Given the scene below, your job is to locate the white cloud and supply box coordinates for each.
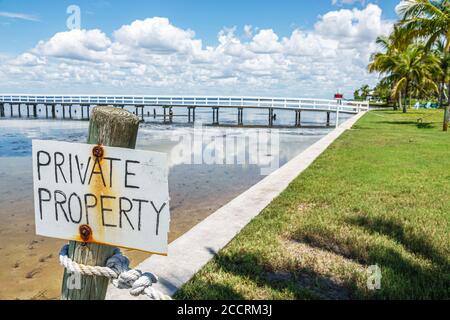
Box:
[248,29,283,54]
[0,4,392,98]
[10,53,47,66]
[0,11,40,22]
[331,0,366,6]
[113,17,201,54]
[34,29,112,62]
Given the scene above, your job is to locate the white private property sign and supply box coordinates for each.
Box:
[32,140,170,255]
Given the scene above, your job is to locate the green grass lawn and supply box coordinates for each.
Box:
[175,109,450,300]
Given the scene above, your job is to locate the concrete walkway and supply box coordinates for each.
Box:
[106,111,367,300]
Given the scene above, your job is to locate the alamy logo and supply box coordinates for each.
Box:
[66,5,81,30]
[66,272,81,290]
[367,264,382,290]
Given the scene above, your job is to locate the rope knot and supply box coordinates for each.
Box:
[59,245,170,300]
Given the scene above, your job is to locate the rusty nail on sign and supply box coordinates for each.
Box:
[79,224,92,242]
[92,145,104,158]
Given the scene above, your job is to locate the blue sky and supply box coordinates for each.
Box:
[1,0,400,54]
[0,1,402,98]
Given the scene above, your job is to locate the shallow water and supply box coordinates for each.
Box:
[0,110,349,299]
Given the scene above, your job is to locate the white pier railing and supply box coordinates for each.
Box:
[0,94,369,113]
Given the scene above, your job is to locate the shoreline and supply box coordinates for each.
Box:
[106,112,367,299]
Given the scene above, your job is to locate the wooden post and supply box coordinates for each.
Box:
[61,106,140,300]
[51,104,56,119]
[10,104,13,117]
[335,108,340,128]
[18,104,22,118]
[27,104,30,118]
[0,103,4,117]
[326,112,330,127]
[33,105,38,118]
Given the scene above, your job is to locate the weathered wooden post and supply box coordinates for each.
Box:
[51,104,56,119]
[33,104,37,118]
[18,104,22,118]
[60,106,140,300]
[335,107,340,128]
[326,112,331,127]
[0,103,4,117]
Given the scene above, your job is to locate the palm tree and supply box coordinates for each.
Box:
[369,44,439,113]
[360,84,371,101]
[433,39,450,110]
[397,0,450,129]
[369,27,410,110]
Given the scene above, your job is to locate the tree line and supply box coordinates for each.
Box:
[362,0,450,131]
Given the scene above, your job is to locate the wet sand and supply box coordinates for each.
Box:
[0,116,335,299]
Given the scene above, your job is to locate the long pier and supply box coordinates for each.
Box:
[0,94,368,127]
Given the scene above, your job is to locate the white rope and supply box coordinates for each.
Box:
[59,245,171,300]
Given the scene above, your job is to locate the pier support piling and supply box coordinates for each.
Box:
[33,105,37,118]
[212,107,220,125]
[269,108,273,127]
[238,108,243,126]
[0,103,4,117]
[326,112,331,127]
[18,104,22,118]
[294,110,302,127]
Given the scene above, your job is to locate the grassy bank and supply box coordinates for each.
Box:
[175,109,450,300]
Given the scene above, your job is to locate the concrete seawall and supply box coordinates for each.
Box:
[106,111,367,300]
